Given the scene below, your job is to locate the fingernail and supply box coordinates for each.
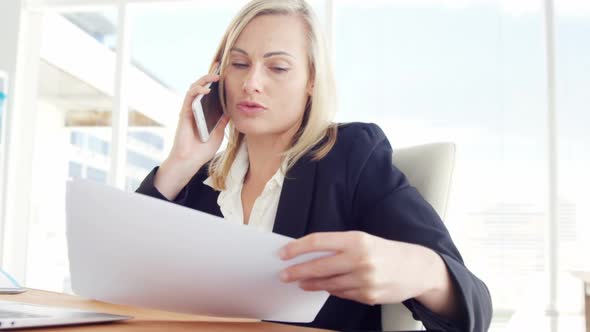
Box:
[279,248,287,259]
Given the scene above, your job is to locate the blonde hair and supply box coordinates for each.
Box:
[208,0,338,190]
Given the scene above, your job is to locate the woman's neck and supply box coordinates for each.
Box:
[244,125,299,185]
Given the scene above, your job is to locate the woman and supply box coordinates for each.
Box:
[136,0,492,331]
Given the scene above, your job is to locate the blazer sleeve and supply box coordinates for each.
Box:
[135,166,190,204]
[350,124,492,332]
[135,165,222,217]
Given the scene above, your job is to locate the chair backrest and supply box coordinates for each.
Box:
[381,142,456,331]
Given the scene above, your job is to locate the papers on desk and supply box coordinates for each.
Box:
[65,179,330,323]
[0,268,26,294]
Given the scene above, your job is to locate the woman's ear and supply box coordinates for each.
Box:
[306,81,314,96]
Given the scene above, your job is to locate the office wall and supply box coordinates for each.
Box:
[0,1,21,77]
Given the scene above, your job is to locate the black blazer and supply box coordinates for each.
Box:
[136,122,492,332]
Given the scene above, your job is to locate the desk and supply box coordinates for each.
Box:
[0,289,331,331]
[572,271,590,332]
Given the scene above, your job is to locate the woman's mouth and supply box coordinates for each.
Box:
[237,101,267,116]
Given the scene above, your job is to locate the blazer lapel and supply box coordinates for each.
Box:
[272,157,317,238]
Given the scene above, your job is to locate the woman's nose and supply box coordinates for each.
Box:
[242,66,263,94]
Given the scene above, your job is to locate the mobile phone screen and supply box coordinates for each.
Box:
[200,81,223,133]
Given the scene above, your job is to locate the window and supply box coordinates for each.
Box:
[24,8,117,293]
[333,1,585,330]
[69,132,84,147]
[555,0,590,325]
[126,150,160,171]
[87,135,110,156]
[68,162,82,178]
[86,167,108,183]
[128,131,164,150]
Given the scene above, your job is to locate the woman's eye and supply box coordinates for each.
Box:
[231,63,248,68]
[272,67,289,73]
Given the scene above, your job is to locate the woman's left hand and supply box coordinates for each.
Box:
[278,231,442,306]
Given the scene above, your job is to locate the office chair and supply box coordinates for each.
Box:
[381,142,456,331]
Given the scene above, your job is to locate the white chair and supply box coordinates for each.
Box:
[381,142,456,331]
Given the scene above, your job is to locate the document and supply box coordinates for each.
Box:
[65,179,330,323]
[0,268,26,294]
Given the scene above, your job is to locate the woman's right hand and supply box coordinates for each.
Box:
[154,69,230,200]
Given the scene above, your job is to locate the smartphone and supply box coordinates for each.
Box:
[191,65,223,142]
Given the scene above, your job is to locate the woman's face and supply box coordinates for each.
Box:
[224,14,312,138]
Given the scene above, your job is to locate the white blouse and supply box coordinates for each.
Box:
[203,141,285,232]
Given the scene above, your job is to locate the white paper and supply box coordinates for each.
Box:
[65,179,330,322]
[0,269,21,289]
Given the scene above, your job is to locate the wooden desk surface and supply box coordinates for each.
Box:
[0,289,331,331]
